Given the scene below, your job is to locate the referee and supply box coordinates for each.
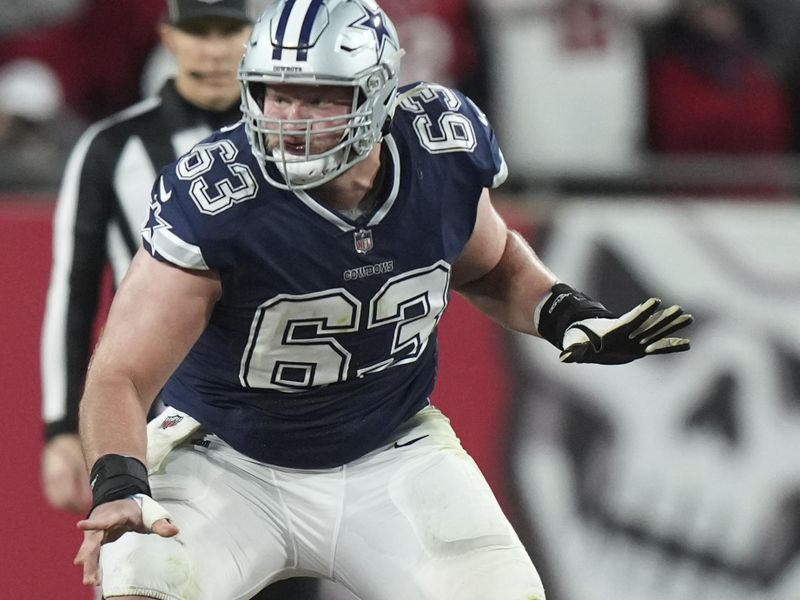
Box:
[40,0,251,511]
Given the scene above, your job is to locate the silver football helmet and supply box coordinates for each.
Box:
[238,0,403,190]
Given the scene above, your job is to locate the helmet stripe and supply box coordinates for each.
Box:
[272,0,297,60]
[276,0,315,61]
[296,0,325,61]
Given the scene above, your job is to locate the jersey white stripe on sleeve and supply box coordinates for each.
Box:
[493,149,509,189]
[146,227,210,270]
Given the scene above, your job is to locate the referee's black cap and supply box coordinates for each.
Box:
[168,0,252,27]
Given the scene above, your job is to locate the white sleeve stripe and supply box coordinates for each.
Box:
[492,149,509,189]
[147,228,209,270]
[40,123,103,424]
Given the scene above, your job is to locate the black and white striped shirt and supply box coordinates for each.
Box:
[41,80,241,439]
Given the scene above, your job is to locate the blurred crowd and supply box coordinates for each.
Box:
[1,0,800,194]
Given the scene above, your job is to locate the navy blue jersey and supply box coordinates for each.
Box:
[142,83,506,468]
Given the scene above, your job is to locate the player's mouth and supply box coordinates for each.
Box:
[282,139,309,154]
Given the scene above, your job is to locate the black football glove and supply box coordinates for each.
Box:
[559,298,692,364]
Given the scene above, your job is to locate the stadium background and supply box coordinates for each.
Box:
[1,1,799,599]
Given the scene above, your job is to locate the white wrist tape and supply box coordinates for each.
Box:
[130,493,173,531]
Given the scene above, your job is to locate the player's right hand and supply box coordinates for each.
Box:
[74,496,178,586]
[41,433,93,513]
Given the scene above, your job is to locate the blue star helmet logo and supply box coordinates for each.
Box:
[348,4,397,59]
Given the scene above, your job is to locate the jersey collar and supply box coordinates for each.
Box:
[293,134,401,233]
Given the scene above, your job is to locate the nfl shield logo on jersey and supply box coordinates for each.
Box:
[159,414,184,429]
[354,229,373,254]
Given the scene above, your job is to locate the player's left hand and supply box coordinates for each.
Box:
[73,495,178,586]
[560,298,692,364]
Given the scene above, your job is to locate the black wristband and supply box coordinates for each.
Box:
[89,454,151,510]
[537,283,614,350]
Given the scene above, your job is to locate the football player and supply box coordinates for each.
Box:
[73,1,692,598]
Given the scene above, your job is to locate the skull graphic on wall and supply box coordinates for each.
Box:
[510,201,800,600]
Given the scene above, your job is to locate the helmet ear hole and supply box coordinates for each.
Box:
[381,115,392,136]
[248,82,266,110]
[380,84,398,136]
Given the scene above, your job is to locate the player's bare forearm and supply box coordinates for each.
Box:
[78,376,150,470]
[452,190,556,333]
[456,229,556,335]
[77,249,221,470]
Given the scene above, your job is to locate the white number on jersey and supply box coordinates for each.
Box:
[176,139,259,215]
[399,84,477,154]
[239,262,450,391]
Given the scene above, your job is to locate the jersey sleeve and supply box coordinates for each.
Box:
[396,82,508,189]
[141,166,212,271]
[141,127,260,271]
[458,90,508,189]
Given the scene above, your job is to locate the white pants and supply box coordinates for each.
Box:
[100,406,545,600]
